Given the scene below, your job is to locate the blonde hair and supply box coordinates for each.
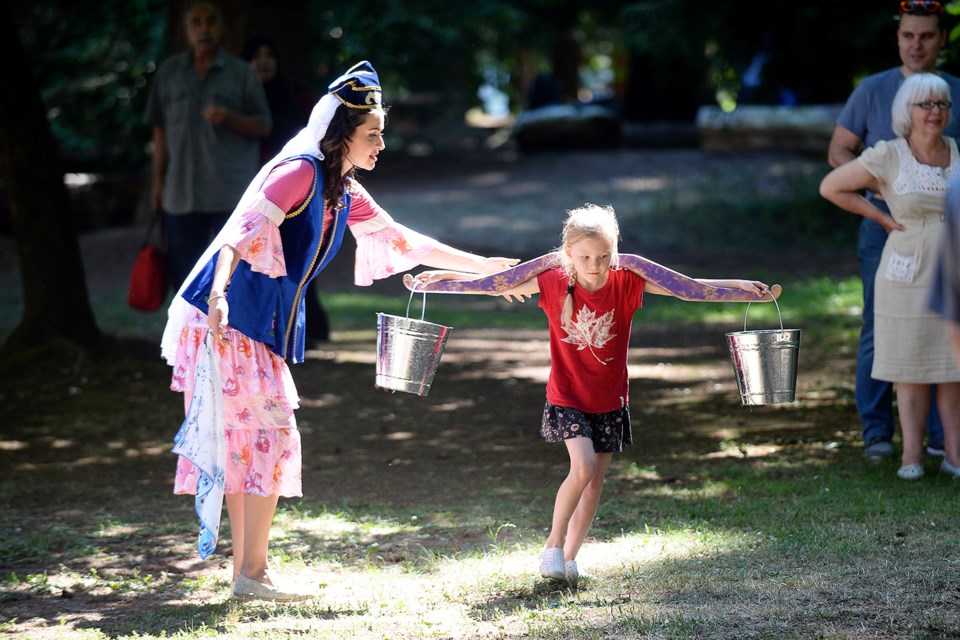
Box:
[557,203,620,331]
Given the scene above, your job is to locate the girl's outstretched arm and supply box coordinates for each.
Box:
[644,277,770,299]
[404,254,557,295]
[619,254,777,301]
[405,252,780,302]
[410,269,538,302]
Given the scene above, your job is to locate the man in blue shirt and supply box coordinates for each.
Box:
[828,0,959,461]
[144,0,272,291]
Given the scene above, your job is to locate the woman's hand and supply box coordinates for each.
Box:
[477,256,520,275]
[413,270,477,288]
[879,214,906,234]
[412,270,473,287]
[207,295,230,341]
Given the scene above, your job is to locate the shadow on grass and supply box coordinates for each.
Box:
[10,278,955,638]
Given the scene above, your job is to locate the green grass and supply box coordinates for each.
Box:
[4,446,955,639]
[4,265,954,639]
[3,152,942,638]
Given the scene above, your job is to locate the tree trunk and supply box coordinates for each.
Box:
[0,4,100,351]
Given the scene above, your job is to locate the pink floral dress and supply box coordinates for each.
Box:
[169,159,435,557]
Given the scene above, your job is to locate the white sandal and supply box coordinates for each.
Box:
[940,458,960,478]
[896,464,924,480]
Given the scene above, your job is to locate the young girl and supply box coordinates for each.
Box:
[414,203,771,585]
[162,61,517,601]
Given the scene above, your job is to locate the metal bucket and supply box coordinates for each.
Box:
[375,288,451,396]
[725,293,801,406]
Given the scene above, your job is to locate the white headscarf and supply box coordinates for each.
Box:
[160,61,378,363]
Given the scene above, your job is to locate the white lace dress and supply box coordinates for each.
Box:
[860,137,960,383]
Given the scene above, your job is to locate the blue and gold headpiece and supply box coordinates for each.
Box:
[328,60,382,110]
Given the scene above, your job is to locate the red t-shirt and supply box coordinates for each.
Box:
[537,267,645,413]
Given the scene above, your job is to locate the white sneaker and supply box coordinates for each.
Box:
[538,547,565,580]
[564,560,579,587]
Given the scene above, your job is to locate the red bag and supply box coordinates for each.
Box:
[127,212,167,312]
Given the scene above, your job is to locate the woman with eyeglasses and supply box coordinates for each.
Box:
[821,72,960,481]
[827,0,958,464]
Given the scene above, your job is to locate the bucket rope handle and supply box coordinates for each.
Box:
[406,280,428,321]
[743,289,783,332]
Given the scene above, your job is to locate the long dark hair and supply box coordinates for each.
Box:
[319,106,386,210]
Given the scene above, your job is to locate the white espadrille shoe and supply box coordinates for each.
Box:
[538,547,565,580]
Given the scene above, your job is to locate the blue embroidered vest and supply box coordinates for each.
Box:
[182,155,350,363]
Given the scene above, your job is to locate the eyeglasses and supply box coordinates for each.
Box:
[900,1,944,15]
[912,100,953,111]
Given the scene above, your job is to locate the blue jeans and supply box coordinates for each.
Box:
[857,218,943,447]
[164,211,231,293]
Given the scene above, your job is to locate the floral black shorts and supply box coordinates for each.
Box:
[540,402,632,453]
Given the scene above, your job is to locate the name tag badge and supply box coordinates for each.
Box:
[885,249,917,284]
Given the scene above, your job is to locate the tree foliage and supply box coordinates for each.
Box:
[7,0,960,356]
[12,0,166,172]
[12,0,960,173]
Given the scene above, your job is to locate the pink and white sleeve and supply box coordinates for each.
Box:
[220,159,315,278]
[348,182,436,286]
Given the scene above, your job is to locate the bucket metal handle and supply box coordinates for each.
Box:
[406,281,428,321]
[743,289,783,332]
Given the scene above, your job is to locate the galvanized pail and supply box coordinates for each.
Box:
[375,288,451,396]
[725,293,801,406]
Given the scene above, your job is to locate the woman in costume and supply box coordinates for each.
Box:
[161,60,517,601]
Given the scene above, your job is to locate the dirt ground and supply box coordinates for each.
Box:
[0,145,864,637]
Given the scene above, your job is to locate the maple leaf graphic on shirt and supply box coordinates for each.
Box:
[561,305,616,363]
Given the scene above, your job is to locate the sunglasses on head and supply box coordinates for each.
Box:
[900,0,943,15]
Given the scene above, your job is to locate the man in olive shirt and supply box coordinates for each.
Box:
[144,0,271,290]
